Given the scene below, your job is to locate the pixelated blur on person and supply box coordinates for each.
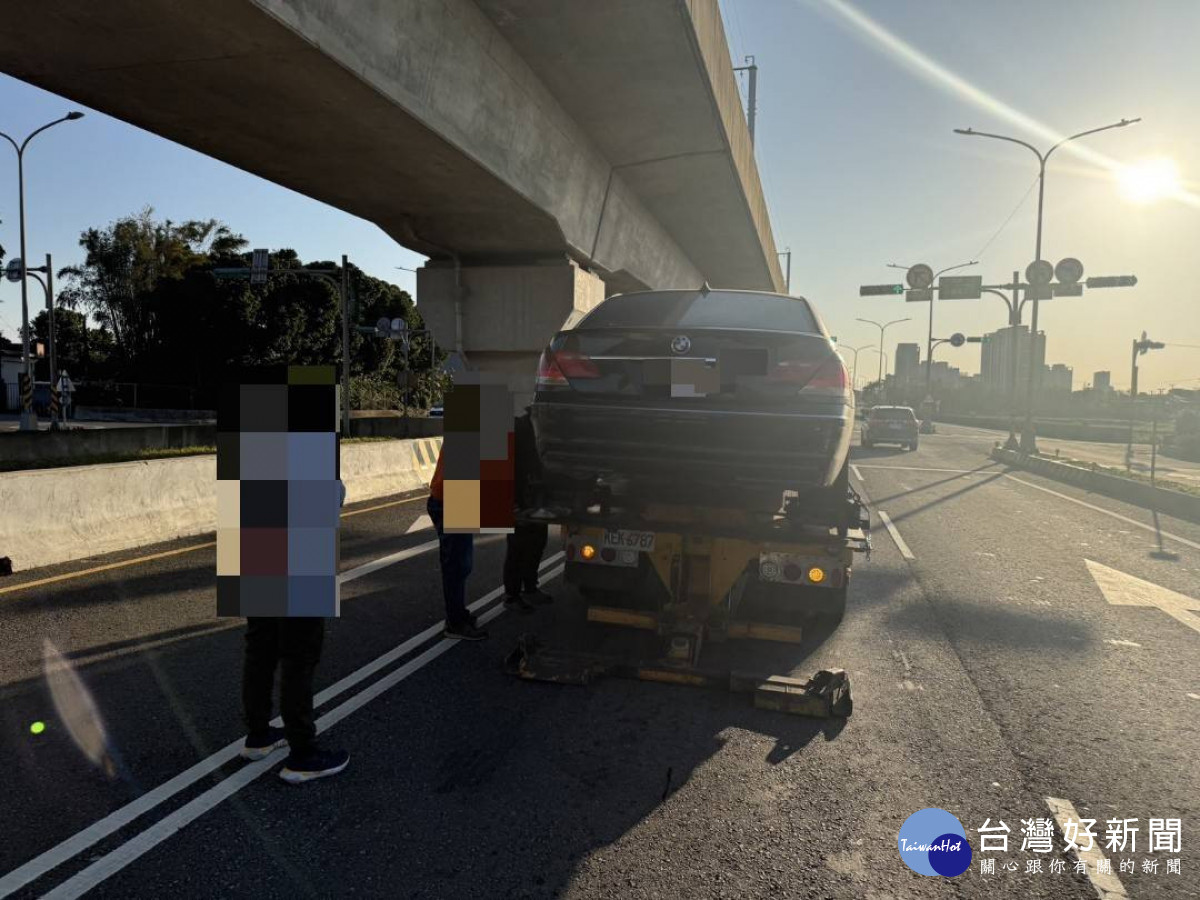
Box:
[217,365,349,784]
[503,409,551,611]
[427,372,515,640]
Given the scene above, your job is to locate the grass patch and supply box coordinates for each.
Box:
[0,435,415,472]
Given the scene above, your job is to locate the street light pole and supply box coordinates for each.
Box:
[857,316,910,399]
[837,344,871,390]
[0,111,84,431]
[955,117,1139,453]
[980,271,1023,450]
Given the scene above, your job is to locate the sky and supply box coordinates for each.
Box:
[0,0,1197,391]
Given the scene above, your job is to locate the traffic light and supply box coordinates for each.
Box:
[859,284,905,296]
[1086,275,1137,288]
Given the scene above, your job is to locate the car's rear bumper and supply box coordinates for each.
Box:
[533,400,852,506]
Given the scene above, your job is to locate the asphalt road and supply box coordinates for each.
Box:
[1,423,1197,899]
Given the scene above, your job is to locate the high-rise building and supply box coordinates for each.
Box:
[894,343,921,392]
[980,325,1046,396]
[1093,370,1112,393]
[1044,363,1073,394]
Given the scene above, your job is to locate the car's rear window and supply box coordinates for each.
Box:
[870,407,916,420]
[579,290,821,333]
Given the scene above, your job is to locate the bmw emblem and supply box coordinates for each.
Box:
[670,335,691,355]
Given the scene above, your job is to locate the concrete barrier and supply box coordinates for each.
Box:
[990,447,1200,525]
[0,437,442,572]
[0,425,217,466]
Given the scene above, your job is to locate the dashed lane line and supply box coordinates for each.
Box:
[1044,797,1129,899]
[877,510,914,560]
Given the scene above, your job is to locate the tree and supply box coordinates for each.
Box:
[57,208,247,375]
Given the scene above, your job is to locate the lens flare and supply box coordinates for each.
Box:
[1117,158,1182,204]
[30,721,46,735]
[43,638,118,778]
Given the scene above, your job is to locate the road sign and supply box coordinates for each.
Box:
[860,284,905,296]
[948,332,966,347]
[1025,283,1053,301]
[1055,257,1084,284]
[250,248,269,285]
[1053,282,1083,297]
[937,275,982,300]
[1086,275,1138,288]
[906,264,934,290]
[5,258,22,282]
[1026,259,1054,285]
[906,288,933,303]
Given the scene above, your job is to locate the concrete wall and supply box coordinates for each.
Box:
[0,438,442,572]
[0,419,443,466]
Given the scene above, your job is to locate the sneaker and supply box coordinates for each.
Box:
[503,593,535,613]
[444,619,488,641]
[240,726,287,761]
[523,588,554,606]
[279,747,350,785]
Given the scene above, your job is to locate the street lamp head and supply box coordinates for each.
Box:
[66,111,84,121]
[954,128,975,135]
[1117,118,1141,128]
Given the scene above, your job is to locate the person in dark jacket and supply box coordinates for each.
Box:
[503,410,552,611]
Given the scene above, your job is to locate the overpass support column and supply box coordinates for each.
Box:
[417,260,606,413]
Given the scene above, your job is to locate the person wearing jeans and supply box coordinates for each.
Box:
[427,448,486,640]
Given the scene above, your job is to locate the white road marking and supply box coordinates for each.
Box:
[339,539,439,584]
[42,564,567,900]
[877,510,914,560]
[1187,693,1200,701]
[1085,559,1200,636]
[852,464,980,474]
[0,550,563,899]
[405,514,434,534]
[1103,639,1142,649]
[1003,474,1200,552]
[849,464,863,481]
[1044,797,1129,899]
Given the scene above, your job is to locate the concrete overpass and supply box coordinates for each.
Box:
[1,0,784,401]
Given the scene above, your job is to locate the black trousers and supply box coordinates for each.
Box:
[243,617,325,755]
[503,522,548,596]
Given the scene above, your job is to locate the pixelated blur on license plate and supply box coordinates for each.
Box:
[603,529,656,551]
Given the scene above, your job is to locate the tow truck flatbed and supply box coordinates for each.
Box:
[506,488,871,717]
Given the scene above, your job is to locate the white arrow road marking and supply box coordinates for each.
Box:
[405,514,433,534]
[1085,559,1200,636]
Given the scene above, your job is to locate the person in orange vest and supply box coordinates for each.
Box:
[427,448,487,640]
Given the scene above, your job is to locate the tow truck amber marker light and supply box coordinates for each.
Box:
[581,544,597,560]
[808,566,826,584]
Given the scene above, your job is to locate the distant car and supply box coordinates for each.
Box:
[429,406,444,418]
[531,288,855,520]
[861,405,919,450]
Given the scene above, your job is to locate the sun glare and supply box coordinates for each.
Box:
[1117,158,1182,204]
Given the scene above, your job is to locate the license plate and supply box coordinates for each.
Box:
[603,528,656,551]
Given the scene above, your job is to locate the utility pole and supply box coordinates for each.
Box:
[0,111,85,431]
[955,117,1140,453]
[733,56,757,146]
[1127,331,1164,469]
[778,247,791,293]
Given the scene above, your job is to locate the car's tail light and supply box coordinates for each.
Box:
[768,355,849,398]
[535,348,600,389]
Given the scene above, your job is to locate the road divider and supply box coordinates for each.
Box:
[991,446,1200,525]
[0,438,442,573]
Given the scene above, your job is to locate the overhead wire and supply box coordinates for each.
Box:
[973,173,1040,262]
